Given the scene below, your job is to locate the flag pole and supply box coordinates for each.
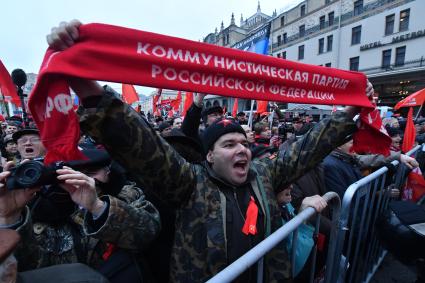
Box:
[414,103,423,122]
[248,100,255,128]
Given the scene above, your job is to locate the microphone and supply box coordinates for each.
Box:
[11,69,27,88]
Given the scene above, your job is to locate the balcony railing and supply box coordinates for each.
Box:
[272,0,404,50]
[359,57,425,75]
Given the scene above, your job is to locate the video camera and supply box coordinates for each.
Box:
[6,158,65,191]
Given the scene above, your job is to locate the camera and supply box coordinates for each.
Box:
[6,159,65,190]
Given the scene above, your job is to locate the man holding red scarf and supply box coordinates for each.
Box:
[44,20,375,283]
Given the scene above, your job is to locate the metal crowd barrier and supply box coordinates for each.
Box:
[326,144,422,283]
[206,191,341,283]
[206,145,422,283]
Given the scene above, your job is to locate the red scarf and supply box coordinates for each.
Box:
[29,23,374,163]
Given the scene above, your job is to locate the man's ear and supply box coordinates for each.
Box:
[206,150,214,163]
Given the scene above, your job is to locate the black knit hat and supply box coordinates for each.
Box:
[202,118,246,152]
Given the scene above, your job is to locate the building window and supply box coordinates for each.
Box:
[385,14,395,35]
[300,5,306,16]
[282,51,286,59]
[283,33,287,44]
[325,0,331,4]
[395,46,406,66]
[325,62,332,67]
[382,49,391,68]
[351,25,362,45]
[327,35,333,51]
[320,16,326,30]
[318,38,324,54]
[280,16,285,27]
[299,25,305,37]
[277,35,282,46]
[349,57,359,71]
[328,11,335,26]
[353,0,363,16]
[298,45,305,60]
[399,9,410,32]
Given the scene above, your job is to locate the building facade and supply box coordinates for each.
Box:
[271,0,425,107]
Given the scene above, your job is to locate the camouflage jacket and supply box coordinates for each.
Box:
[15,183,160,271]
[78,91,357,283]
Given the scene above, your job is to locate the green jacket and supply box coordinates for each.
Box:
[15,183,160,271]
[78,91,356,282]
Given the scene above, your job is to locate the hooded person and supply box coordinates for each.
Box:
[0,147,160,282]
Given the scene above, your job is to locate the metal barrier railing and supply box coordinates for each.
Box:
[206,192,341,283]
[326,144,422,283]
[206,145,422,283]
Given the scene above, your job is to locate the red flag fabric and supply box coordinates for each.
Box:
[403,166,425,202]
[0,60,21,106]
[182,92,193,117]
[121,84,139,104]
[402,107,416,153]
[171,91,182,112]
[28,23,371,163]
[232,98,238,117]
[242,196,258,235]
[152,88,162,116]
[256,100,268,114]
[352,108,392,156]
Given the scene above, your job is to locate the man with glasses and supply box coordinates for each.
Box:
[12,128,45,160]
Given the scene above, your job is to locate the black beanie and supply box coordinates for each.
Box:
[202,118,247,152]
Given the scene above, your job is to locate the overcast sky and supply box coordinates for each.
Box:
[1,0,302,95]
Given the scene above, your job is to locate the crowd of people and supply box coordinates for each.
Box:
[0,20,423,283]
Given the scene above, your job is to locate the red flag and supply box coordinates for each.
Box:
[257,100,268,114]
[121,84,139,104]
[232,98,238,117]
[352,108,392,156]
[152,88,162,116]
[402,107,416,153]
[171,91,182,112]
[0,60,21,107]
[182,92,193,116]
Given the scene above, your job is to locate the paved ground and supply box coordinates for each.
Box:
[370,253,417,283]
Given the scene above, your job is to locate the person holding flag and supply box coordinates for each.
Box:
[35,20,381,283]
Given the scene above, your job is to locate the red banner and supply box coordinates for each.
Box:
[28,23,371,163]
